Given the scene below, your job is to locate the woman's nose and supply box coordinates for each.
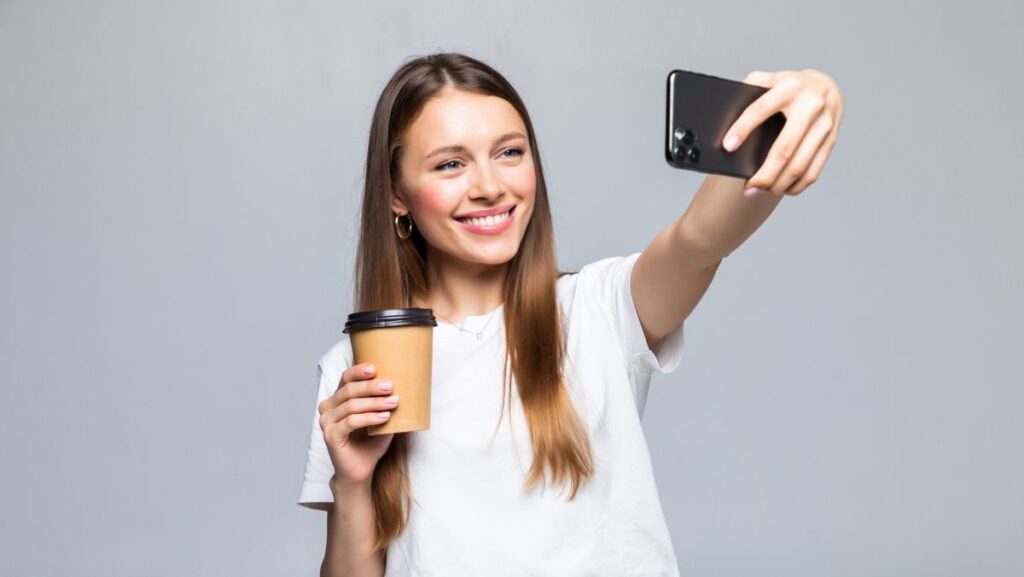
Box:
[470,164,503,198]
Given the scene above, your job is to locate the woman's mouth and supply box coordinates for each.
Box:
[454,205,516,235]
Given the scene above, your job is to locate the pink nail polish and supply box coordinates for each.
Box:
[724,134,739,152]
[744,187,765,197]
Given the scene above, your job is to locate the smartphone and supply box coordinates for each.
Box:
[665,69,785,179]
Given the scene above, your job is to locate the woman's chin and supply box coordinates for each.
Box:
[427,232,524,268]
[445,246,519,268]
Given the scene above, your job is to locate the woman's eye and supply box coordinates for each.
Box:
[435,149,522,172]
[435,160,462,171]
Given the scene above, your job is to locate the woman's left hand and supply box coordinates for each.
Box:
[723,69,845,197]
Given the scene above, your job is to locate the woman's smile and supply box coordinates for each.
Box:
[454,205,516,235]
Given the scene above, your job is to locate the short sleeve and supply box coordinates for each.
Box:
[579,252,686,376]
[297,343,350,511]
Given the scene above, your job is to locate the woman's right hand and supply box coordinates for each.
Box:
[318,363,399,489]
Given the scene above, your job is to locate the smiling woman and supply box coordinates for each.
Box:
[298,52,688,577]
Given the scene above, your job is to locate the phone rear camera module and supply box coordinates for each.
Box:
[688,147,700,164]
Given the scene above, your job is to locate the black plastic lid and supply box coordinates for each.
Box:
[343,307,437,334]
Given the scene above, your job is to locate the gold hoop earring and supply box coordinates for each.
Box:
[394,213,413,240]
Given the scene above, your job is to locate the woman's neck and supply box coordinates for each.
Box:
[416,250,508,324]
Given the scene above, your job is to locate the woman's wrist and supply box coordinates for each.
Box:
[329,473,373,497]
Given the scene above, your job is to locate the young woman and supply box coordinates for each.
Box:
[299,52,843,576]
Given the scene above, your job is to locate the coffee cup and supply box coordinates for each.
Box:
[343,308,437,436]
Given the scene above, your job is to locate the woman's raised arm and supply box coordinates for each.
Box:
[630,69,844,350]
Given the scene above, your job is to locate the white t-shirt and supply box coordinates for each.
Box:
[298,252,686,576]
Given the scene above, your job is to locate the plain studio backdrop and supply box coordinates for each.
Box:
[2,1,1021,575]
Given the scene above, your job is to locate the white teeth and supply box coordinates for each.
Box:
[459,208,511,228]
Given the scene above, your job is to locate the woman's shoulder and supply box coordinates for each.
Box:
[557,252,641,292]
[555,252,641,315]
[318,335,353,377]
[556,267,580,306]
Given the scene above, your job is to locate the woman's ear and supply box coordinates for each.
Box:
[390,181,411,215]
[390,192,409,216]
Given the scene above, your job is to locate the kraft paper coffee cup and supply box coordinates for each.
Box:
[343,308,437,436]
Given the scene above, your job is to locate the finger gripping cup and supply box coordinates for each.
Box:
[343,308,437,436]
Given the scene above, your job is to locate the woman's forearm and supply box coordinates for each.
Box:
[321,476,385,577]
[679,174,785,267]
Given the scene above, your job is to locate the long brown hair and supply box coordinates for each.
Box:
[355,52,594,554]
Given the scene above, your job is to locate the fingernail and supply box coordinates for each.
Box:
[724,134,739,152]
[380,380,393,391]
[744,187,765,197]
[362,365,374,376]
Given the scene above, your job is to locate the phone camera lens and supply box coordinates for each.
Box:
[688,147,700,164]
[674,128,695,146]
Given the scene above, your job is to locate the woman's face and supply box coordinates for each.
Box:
[393,88,536,269]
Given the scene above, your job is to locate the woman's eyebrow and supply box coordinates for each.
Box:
[424,131,526,159]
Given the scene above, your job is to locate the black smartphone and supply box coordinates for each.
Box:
[665,69,785,179]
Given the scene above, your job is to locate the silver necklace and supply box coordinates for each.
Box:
[434,307,500,339]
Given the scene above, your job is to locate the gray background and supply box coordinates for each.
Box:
[2,0,1021,575]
